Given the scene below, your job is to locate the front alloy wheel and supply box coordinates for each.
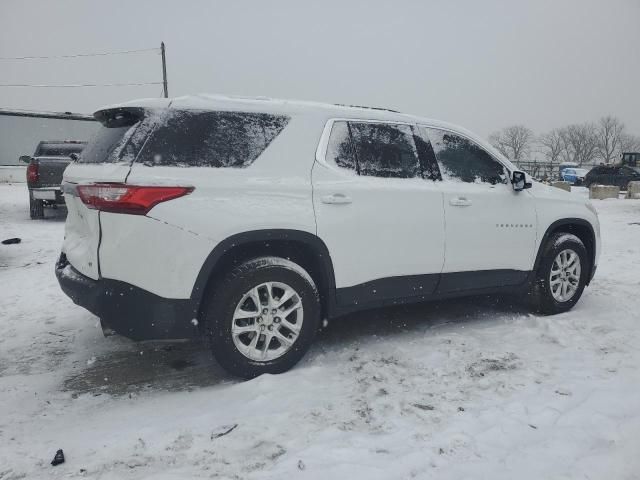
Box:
[529,232,589,314]
[549,249,581,302]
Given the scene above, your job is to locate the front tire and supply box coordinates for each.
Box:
[204,257,321,378]
[529,232,588,314]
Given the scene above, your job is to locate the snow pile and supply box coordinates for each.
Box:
[1,184,639,479]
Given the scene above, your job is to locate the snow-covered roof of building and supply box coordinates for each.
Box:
[0,108,95,121]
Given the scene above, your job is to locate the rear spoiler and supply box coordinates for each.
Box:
[93,107,147,128]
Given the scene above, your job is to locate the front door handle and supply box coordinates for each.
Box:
[449,196,472,207]
[321,193,352,205]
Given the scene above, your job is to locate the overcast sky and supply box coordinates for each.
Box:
[1,0,639,138]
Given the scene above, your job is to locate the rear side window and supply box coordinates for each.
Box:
[139,110,289,168]
[349,122,420,178]
[426,128,506,185]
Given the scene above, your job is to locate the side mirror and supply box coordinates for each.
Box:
[19,155,32,164]
[69,153,79,161]
[512,170,532,191]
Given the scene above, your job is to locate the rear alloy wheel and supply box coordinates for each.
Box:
[205,257,320,378]
[529,232,588,314]
[231,281,304,362]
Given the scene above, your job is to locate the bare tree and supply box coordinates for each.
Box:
[595,116,625,164]
[488,132,509,158]
[559,123,599,166]
[620,132,640,154]
[538,128,566,164]
[489,125,534,162]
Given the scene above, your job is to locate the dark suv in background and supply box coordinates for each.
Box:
[583,165,640,190]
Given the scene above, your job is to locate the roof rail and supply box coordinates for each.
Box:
[333,103,401,114]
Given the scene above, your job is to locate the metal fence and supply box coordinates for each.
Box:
[514,160,603,180]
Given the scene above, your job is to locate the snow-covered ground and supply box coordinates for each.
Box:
[1,183,639,480]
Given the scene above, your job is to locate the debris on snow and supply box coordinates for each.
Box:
[210,424,238,440]
[466,352,519,377]
[50,449,65,466]
[1,237,21,245]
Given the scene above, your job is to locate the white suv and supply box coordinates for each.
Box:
[56,95,600,378]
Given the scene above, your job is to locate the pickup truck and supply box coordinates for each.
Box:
[21,140,86,219]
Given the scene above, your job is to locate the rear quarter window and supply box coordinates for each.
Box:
[138,110,289,168]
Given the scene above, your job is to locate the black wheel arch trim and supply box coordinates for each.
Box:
[533,218,597,284]
[190,229,338,318]
[191,220,597,326]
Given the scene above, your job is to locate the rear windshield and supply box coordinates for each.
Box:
[79,109,289,167]
[36,143,85,157]
[137,110,289,168]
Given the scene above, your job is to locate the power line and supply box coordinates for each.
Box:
[0,47,159,61]
[0,82,163,88]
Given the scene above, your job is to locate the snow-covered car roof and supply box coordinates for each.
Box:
[96,94,517,170]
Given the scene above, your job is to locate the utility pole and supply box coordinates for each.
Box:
[161,42,168,98]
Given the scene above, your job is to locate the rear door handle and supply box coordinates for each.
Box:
[449,196,472,207]
[321,193,352,205]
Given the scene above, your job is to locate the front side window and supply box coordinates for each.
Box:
[425,128,506,185]
[139,110,289,167]
[349,122,420,178]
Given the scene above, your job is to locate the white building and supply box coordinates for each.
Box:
[0,108,98,182]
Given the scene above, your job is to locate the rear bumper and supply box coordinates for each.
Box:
[55,254,199,341]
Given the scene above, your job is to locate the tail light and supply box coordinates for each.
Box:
[76,183,194,215]
[26,162,39,184]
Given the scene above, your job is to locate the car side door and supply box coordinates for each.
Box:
[312,120,445,309]
[422,126,537,292]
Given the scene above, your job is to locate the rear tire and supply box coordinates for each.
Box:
[528,232,588,315]
[29,195,44,219]
[204,257,321,379]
